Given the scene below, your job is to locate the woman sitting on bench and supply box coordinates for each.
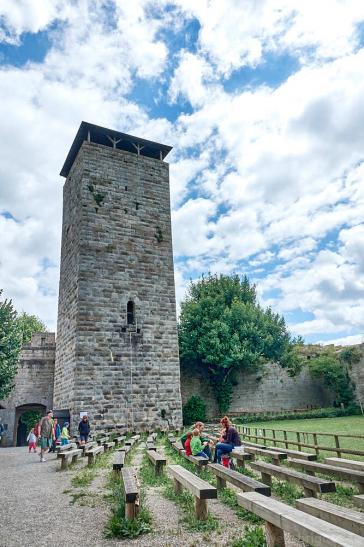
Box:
[213,416,241,463]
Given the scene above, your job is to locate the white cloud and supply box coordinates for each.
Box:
[320,334,364,347]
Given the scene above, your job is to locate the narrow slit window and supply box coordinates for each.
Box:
[127,300,135,325]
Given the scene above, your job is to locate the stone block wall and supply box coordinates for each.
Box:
[54,141,182,433]
[181,361,333,418]
[0,333,55,446]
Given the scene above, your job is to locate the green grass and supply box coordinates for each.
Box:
[218,487,262,524]
[104,471,152,539]
[239,415,364,460]
[230,526,266,547]
[71,467,96,487]
[139,453,168,487]
[163,482,219,532]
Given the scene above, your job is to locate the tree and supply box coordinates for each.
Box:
[16,312,46,345]
[179,274,302,413]
[0,291,22,400]
[308,351,356,407]
[182,395,207,425]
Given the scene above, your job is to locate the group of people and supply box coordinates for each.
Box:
[26,410,91,462]
[181,416,241,464]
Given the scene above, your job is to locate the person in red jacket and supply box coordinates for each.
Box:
[184,431,193,456]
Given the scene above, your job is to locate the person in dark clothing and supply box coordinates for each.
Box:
[78,415,90,445]
[213,416,241,463]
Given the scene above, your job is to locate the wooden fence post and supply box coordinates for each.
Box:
[272,430,277,447]
[334,435,342,458]
[283,430,288,449]
[296,432,301,451]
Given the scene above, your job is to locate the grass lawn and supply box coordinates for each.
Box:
[237,415,364,461]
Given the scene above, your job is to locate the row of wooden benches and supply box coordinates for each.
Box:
[165,436,364,546]
[57,434,141,470]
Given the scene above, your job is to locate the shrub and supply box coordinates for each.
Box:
[182,395,206,425]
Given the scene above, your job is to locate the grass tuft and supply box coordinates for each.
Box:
[231,525,266,547]
[218,487,263,524]
[163,483,219,532]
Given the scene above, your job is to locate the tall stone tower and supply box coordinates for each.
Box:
[54,122,183,432]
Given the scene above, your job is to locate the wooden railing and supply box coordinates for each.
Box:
[235,425,364,460]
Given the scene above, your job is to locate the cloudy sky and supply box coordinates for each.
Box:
[1,1,364,345]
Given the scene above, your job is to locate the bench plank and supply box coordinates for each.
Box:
[325,458,364,473]
[113,451,125,471]
[250,461,336,496]
[168,465,217,500]
[238,492,364,547]
[121,468,139,502]
[245,446,287,463]
[209,463,271,496]
[296,497,364,537]
[269,446,317,461]
[57,449,83,470]
[288,458,364,492]
[147,450,166,475]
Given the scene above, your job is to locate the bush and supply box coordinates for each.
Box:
[182,395,206,425]
[234,405,361,424]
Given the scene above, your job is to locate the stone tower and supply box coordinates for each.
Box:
[54,122,183,432]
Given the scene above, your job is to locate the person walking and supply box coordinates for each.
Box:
[39,410,54,462]
[27,428,37,453]
[78,415,90,445]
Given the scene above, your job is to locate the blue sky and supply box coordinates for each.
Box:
[0,1,364,346]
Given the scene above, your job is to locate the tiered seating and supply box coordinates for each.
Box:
[296,497,364,536]
[57,447,83,470]
[146,450,166,476]
[168,464,217,520]
[287,458,364,493]
[86,445,104,466]
[209,463,271,496]
[121,468,140,519]
[237,491,364,547]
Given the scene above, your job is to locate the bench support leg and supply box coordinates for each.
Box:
[303,487,316,498]
[261,472,272,486]
[72,455,78,465]
[216,476,227,489]
[358,483,364,494]
[265,522,285,547]
[236,458,245,468]
[61,458,68,471]
[125,502,138,520]
[174,479,183,495]
[88,455,94,467]
[195,497,207,521]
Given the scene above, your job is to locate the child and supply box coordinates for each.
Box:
[61,422,70,446]
[190,428,208,458]
[184,431,193,456]
[27,428,37,453]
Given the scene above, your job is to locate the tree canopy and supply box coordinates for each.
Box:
[0,291,47,400]
[179,274,302,412]
[17,312,46,345]
[0,290,22,400]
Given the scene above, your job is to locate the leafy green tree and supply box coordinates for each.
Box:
[308,352,355,406]
[179,274,302,413]
[16,312,46,345]
[0,290,22,400]
[20,410,41,433]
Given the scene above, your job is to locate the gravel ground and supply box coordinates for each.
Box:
[0,446,304,547]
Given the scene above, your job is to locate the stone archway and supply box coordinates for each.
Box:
[14,404,46,447]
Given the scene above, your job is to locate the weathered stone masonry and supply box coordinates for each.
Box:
[54,124,183,432]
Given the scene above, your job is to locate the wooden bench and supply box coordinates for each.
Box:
[96,437,107,446]
[209,463,271,496]
[117,444,131,455]
[80,441,97,455]
[114,435,126,447]
[121,468,140,519]
[269,446,317,461]
[103,441,115,452]
[237,491,364,547]
[353,495,364,509]
[242,441,268,449]
[57,442,77,453]
[250,460,336,497]
[112,451,125,471]
[171,442,209,467]
[147,450,166,476]
[168,464,217,520]
[296,497,364,537]
[57,448,83,470]
[325,457,364,473]
[86,445,104,466]
[244,446,288,465]
[288,458,364,493]
[231,450,254,468]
